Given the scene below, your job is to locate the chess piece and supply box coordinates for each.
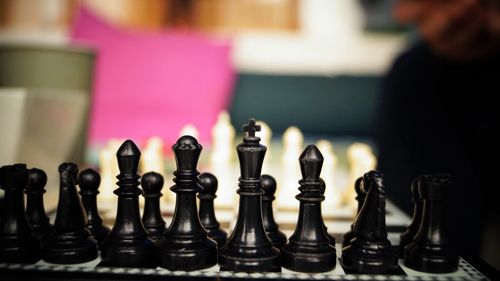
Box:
[141,172,166,243]
[404,174,458,273]
[179,124,200,139]
[257,120,272,173]
[219,119,281,272]
[281,145,336,273]
[342,143,376,208]
[99,140,156,268]
[78,168,110,247]
[278,126,304,211]
[399,176,423,256]
[261,174,287,249]
[316,139,340,210]
[140,136,165,176]
[342,177,365,248]
[341,171,397,274]
[43,163,98,264]
[26,168,54,244]
[0,164,41,263]
[198,172,227,247]
[157,136,217,271]
[319,179,336,245]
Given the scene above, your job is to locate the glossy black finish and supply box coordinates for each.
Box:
[26,168,54,244]
[0,164,41,263]
[261,174,287,249]
[99,140,156,268]
[399,176,423,256]
[281,145,336,273]
[219,119,281,272]
[404,174,458,273]
[43,163,98,264]
[198,172,227,247]
[342,177,365,248]
[78,168,110,247]
[157,136,217,271]
[141,172,166,243]
[341,171,398,274]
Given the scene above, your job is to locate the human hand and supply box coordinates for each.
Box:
[393,0,500,60]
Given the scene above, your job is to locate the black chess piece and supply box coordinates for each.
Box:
[198,172,227,247]
[43,163,98,264]
[78,168,110,247]
[342,177,365,248]
[399,176,423,256]
[0,164,41,263]
[26,168,54,244]
[341,171,398,274]
[404,174,458,273]
[219,119,281,272]
[281,145,336,273]
[141,172,166,243]
[261,174,287,249]
[319,178,336,245]
[156,136,217,271]
[99,140,156,268]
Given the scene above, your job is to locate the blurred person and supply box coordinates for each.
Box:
[376,0,500,265]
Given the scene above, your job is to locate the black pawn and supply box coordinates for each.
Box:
[78,168,110,247]
[198,172,227,247]
[319,178,336,245]
[156,136,217,271]
[281,145,336,273]
[341,171,397,274]
[219,119,281,272]
[43,163,98,264]
[0,164,41,263]
[141,172,166,243]
[26,168,54,244]
[399,176,423,256]
[404,174,458,273]
[342,177,365,248]
[99,140,156,268]
[261,174,287,249]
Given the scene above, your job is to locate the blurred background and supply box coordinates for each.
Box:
[1,0,499,272]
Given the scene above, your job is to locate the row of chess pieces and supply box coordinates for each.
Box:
[97,111,378,212]
[0,119,458,275]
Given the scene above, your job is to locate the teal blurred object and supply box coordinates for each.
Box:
[230,74,380,138]
[0,43,95,166]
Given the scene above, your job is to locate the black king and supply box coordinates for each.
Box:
[219,119,281,272]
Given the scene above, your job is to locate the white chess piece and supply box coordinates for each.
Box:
[316,139,340,214]
[277,126,304,210]
[98,146,117,205]
[140,136,165,175]
[179,124,199,139]
[209,111,238,210]
[257,120,272,174]
[342,142,377,208]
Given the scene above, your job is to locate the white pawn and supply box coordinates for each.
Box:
[179,124,199,139]
[140,136,165,176]
[342,142,377,209]
[316,139,340,214]
[277,126,304,211]
[209,111,238,210]
[257,120,273,174]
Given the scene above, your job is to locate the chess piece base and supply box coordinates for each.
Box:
[404,242,458,273]
[219,245,281,272]
[341,239,398,274]
[42,236,98,264]
[99,238,156,268]
[281,243,336,273]
[0,236,41,264]
[157,237,217,271]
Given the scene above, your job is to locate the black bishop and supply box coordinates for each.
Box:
[281,145,336,273]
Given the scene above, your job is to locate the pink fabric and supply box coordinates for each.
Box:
[70,6,235,145]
